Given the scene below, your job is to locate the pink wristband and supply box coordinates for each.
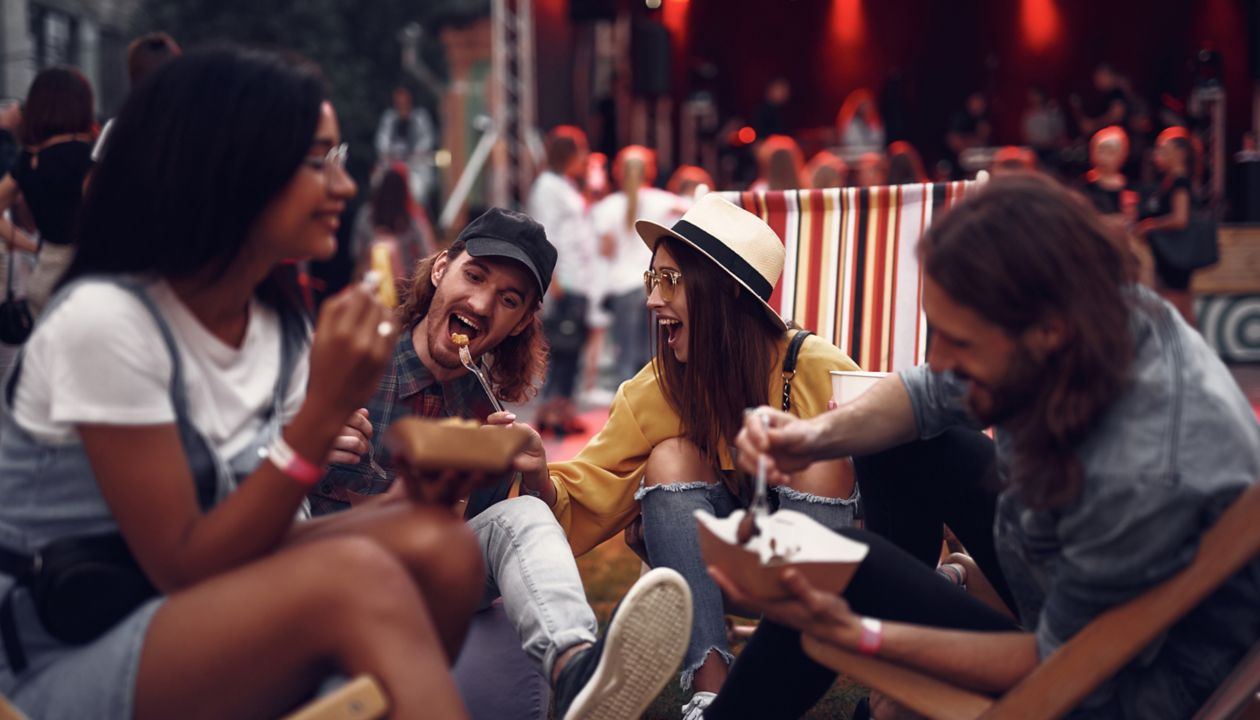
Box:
[265,436,323,487]
[857,617,883,656]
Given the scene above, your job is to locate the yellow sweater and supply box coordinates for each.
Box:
[548,331,860,556]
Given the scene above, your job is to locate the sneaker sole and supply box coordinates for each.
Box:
[562,568,693,720]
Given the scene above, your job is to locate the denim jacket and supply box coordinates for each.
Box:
[901,286,1260,719]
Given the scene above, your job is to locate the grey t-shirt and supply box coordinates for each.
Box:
[900,287,1260,718]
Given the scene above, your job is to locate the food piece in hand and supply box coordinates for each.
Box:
[736,513,760,545]
[451,332,470,347]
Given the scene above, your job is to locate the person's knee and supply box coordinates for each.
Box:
[396,507,485,603]
[306,536,427,624]
[644,437,716,487]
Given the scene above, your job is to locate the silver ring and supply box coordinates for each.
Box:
[376,320,393,337]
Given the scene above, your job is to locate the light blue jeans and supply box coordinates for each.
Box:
[636,479,859,690]
[465,496,598,680]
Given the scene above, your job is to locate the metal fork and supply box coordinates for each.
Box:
[459,345,505,413]
[737,412,772,544]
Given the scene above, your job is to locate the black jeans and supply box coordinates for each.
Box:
[705,429,1019,720]
[542,293,589,400]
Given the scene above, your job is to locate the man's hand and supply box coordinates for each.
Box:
[484,410,552,501]
[733,406,825,484]
[709,565,862,651]
[324,408,372,466]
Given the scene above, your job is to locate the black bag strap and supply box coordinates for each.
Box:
[4,218,16,303]
[780,330,812,412]
[1,585,27,672]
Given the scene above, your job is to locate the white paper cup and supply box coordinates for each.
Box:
[829,370,890,406]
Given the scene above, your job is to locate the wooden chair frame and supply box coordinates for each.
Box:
[802,479,1260,720]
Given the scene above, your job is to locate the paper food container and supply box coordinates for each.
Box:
[696,509,868,600]
[384,417,531,472]
[829,370,890,406]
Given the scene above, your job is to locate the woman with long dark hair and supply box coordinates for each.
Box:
[0,47,485,718]
[505,194,861,718]
[0,66,95,316]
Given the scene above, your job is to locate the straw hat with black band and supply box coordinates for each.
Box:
[635,193,787,330]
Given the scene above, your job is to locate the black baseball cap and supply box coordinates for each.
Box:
[456,208,557,298]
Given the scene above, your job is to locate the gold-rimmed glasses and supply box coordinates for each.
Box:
[643,268,682,301]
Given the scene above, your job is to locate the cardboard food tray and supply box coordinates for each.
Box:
[384,417,531,472]
[696,509,868,600]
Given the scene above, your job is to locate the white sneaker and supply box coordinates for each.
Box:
[554,568,694,720]
[681,691,717,720]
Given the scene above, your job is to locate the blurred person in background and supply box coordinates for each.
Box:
[591,146,678,387]
[1135,128,1196,325]
[801,151,848,189]
[1021,86,1068,169]
[0,66,96,317]
[350,162,437,307]
[752,77,792,140]
[946,91,991,179]
[750,135,804,192]
[989,146,1037,178]
[1081,126,1134,217]
[853,152,889,188]
[886,141,928,185]
[0,100,20,178]
[667,165,714,202]
[836,89,885,152]
[375,83,436,214]
[94,32,182,162]
[528,125,595,436]
[1070,63,1131,138]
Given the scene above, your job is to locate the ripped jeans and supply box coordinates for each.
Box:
[635,479,859,690]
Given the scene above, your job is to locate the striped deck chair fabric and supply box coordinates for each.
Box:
[721,182,981,373]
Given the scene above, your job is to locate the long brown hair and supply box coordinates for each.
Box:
[919,173,1135,508]
[652,238,781,490]
[614,145,656,230]
[397,240,549,403]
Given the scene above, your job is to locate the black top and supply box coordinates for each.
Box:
[1082,176,1134,215]
[8,141,93,246]
[1141,175,1191,220]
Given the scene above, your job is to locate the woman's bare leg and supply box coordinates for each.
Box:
[290,502,487,660]
[135,533,478,720]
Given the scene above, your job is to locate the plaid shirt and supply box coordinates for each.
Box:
[309,325,500,516]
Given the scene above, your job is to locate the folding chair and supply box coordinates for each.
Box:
[282,675,388,720]
[801,479,1260,720]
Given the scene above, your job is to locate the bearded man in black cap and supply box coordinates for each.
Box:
[312,207,692,720]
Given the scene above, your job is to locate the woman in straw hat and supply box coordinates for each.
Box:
[501,193,861,718]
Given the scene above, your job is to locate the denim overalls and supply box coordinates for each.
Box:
[0,277,306,704]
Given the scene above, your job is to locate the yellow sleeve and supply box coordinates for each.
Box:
[548,365,684,556]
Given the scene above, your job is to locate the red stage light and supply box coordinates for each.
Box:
[1020,0,1061,52]
[738,126,757,144]
[831,0,865,45]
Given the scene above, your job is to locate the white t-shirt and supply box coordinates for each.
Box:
[527,171,595,293]
[591,187,684,295]
[13,279,308,460]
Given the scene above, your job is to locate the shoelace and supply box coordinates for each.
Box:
[681,691,717,720]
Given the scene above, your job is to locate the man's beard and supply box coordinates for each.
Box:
[966,344,1046,426]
